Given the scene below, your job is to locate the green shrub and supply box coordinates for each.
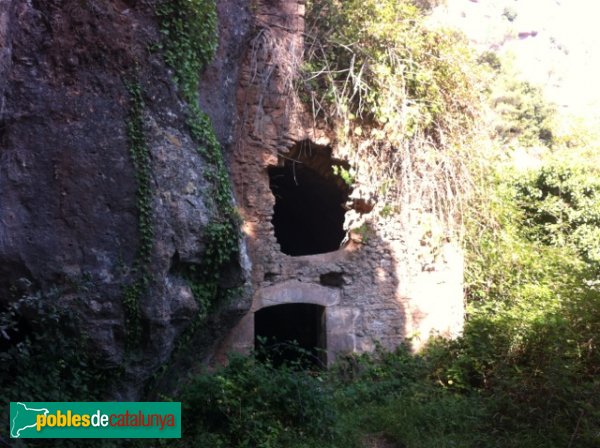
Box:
[491,76,555,147]
[0,291,119,447]
[330,345,493,448]
[177,355,339,448]
[329,344,425,405]
[0,291,113,404]
[352,391,491,448]
[454,160,600,444]
[515,160,600,272]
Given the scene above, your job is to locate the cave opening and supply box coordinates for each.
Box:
[268,141,351,256]
[254,303,326,368]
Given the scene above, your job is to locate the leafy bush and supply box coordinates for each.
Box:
[0,291,114,404]
[176,355,339,448]
[304,0,480,130]
[494,80,554,146]
[0,291,119,447]
[329,344,426,405]
[328,345,493,448]
[352,391,491,448]
[453,159,600,445]
[516,160,600,271]
[485,58,555,147]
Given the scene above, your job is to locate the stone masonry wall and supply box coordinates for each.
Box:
[218,0,464,364]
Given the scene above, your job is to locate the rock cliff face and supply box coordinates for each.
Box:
[0,0,251,397]
[0,0,464,396]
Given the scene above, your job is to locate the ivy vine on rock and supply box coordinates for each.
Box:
[155,0,240,318]
[124,80,154,343]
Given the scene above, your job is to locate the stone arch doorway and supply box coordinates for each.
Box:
[254,303,326,368]
[220,280,357,367]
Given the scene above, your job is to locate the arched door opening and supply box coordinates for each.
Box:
[254,303,326,368]
[268,140,351,256]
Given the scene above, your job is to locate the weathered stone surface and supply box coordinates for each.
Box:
[0,0,252,397]
[0,0,142,302]
[253,280,342,310]
[222,0,464,364]
[0,0,463,393]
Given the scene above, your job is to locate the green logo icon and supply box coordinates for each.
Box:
[9,402,181,439]
[11,402,50,438]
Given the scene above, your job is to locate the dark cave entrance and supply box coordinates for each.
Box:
[268,141,351,256]
[255,303,326,368]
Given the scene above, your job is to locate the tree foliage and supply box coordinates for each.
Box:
[302,0,485,228]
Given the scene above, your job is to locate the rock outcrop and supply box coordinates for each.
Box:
[0,0,251,397]
[0,0,465,396]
